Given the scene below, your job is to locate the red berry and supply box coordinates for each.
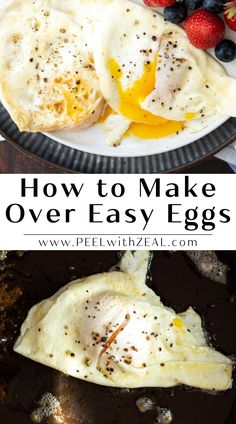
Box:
[143,0,157,6]
[144,0,176,7]
[224,1,236,31]
[184,9,225,49]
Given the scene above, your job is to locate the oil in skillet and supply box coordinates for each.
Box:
[0,250,236,424]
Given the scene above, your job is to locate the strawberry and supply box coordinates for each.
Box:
[184,9,225,49]
[144,0,176,7]
[224,1,236,31]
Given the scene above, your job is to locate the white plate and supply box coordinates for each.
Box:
[45,3,236,158]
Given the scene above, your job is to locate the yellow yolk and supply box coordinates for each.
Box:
[185,112,196,121]
[98,105,113,123]
[105,57,184,140]
[108,56,166,125]
[128,121,183,139]
[59,76,91,122]
[64,90,82,121]
[173,317,184,329]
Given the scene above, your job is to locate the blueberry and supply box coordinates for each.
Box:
[202,0,225,13]
[163,4,187,24]
[215,40,236,63]
[185,0,202,9]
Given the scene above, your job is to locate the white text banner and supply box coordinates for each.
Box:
[0,174,235,250]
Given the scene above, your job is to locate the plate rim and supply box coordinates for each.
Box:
[1,122,235,173]
[43,116,228,159]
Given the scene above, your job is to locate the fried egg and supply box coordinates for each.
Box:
[0,0,104,132]
[91,0,236,144]
[14,251,232,391]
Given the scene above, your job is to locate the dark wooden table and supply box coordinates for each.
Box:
[0,139,233,173]
[0,140,61,173]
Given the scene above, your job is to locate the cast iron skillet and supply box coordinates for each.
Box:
[1,102,236,173]
[0,251,236,423]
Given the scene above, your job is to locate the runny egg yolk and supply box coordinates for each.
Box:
[106,57,184,139]
[128,121,183,139]
[108,56,165,125]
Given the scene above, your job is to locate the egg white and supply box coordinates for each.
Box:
[14,251,232,391]
[0,0,104,132]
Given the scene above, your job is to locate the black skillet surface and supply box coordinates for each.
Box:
[0,251,236,424]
